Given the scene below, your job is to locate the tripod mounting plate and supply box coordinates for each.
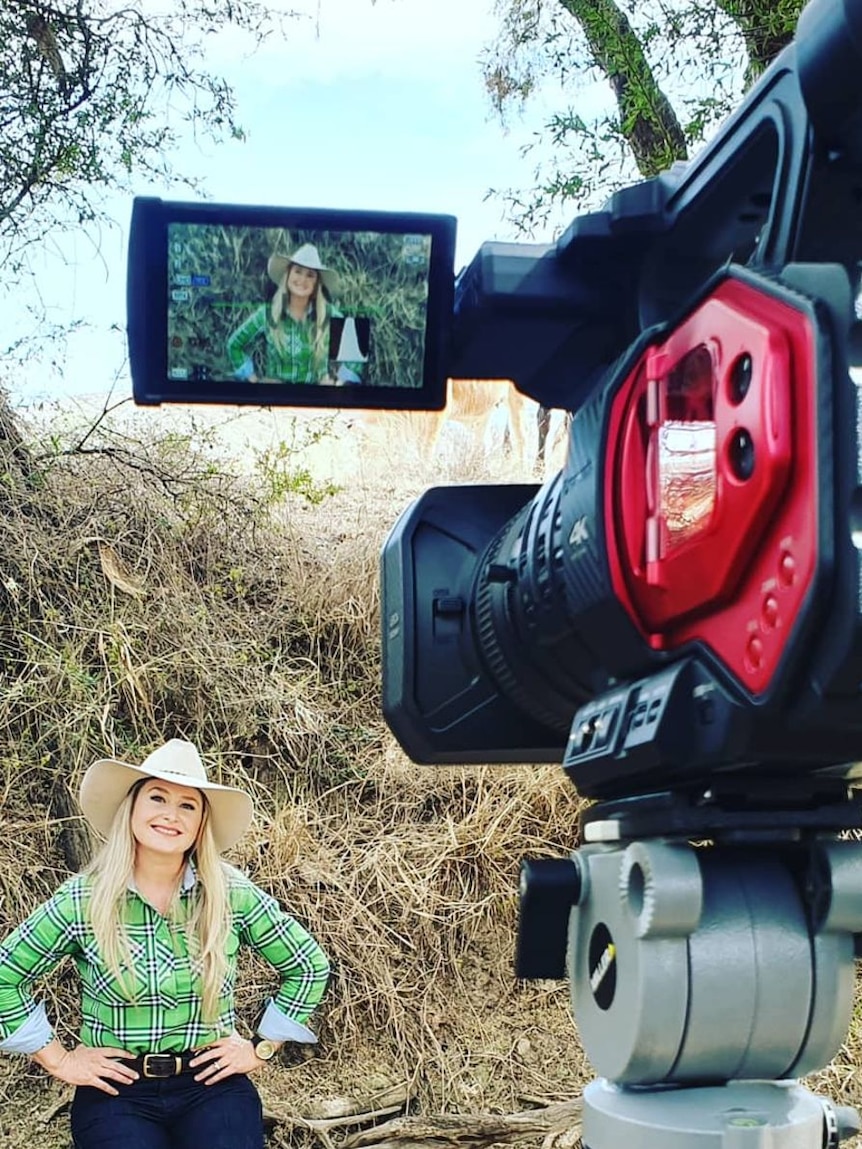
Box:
[581,787,862,843]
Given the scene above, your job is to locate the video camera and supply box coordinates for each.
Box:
[130,0,862,1141]
[382,0,862,818]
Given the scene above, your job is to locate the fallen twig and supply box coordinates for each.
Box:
[339,1098,583,1149]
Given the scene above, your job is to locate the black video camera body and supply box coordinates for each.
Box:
[382,0,862,808]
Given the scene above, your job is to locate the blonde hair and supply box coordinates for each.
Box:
[269,264,330,377]
[86,782,232,1024]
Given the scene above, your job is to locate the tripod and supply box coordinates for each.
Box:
[521,790,862,1149]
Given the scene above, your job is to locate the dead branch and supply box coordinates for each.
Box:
[261,1094,583,1149]
[337,1098,583,1149]
[306,1086,412,1121]
[261,1083,410,1139]
[265,1103,407,1134]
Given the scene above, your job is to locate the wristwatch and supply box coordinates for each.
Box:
[251,1036,279,1061]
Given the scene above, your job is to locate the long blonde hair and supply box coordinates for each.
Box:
[86,782,232,1024]
[269,265,330,376]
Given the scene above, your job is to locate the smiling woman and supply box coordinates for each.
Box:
[129,780,205,910]
[225,242,354,385]
[0,739,330,1149]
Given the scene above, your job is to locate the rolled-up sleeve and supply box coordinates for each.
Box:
[231,873,330,1040]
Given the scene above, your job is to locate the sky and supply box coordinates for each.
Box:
[6,0,600,404]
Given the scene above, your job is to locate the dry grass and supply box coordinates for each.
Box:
[0,395,585,1147]
[1,394,861,1149]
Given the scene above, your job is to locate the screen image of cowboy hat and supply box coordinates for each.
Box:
[165,221,434,388]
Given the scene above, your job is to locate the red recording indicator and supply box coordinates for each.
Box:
[606,277,818,696]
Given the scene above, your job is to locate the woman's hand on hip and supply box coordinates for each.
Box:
[34,1041,138,1095]
[191,1034,265,1084]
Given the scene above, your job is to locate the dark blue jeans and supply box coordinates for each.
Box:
[70,1072,265,1149]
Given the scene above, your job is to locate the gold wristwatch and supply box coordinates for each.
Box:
[252,1036,278,1061]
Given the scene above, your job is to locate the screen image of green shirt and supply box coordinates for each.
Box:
[0,866,330,1055]
[226,303,337,383]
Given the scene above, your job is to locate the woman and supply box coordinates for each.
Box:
[0,739,330,1149]
[227,243,363,384]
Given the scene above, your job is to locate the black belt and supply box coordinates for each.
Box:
[128,1050,203,1079]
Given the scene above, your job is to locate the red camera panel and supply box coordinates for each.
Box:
[607,277,819,696]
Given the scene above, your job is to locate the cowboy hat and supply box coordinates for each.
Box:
[267,243,339,294]
[79,739,253,853]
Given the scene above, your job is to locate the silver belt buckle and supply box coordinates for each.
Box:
[141,1053,180,1078]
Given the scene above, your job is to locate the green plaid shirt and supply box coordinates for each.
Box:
[226,304,336,383]
[0,867,329,1055]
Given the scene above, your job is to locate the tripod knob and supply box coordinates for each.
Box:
[824,1102,861,1149]
[516,857,582,978]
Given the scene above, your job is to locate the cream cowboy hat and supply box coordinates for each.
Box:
[79,739,254,853]
[267,243,339,294]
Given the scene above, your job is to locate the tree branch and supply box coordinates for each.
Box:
[712,0,800,80]
[557,0,687,175]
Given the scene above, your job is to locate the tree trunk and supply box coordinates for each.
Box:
[557,0,688,175]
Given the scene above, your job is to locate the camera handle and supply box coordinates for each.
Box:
[528,830,862,1148]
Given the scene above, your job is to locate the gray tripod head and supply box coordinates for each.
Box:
[520,794,862,1149]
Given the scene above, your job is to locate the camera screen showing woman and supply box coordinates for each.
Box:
[226,244,367,385]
